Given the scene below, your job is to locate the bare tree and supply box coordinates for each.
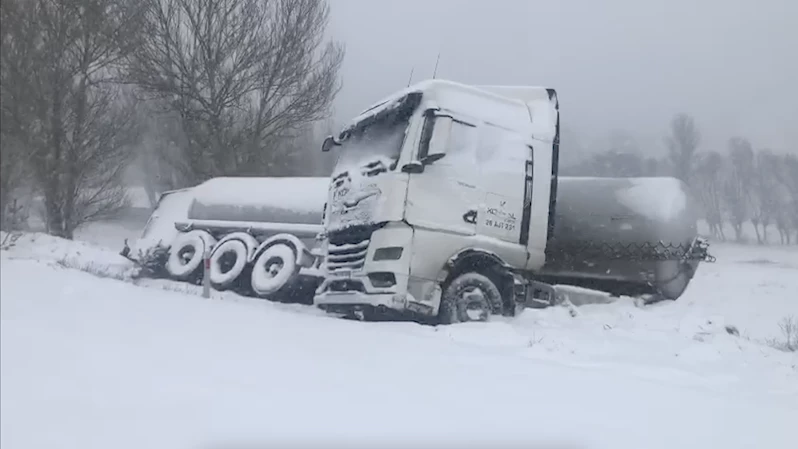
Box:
[125,0,344,183]
[0,0,37,230]
[772,183,793,245]
[772,154,798,244]
[665,113,700,185]
[1,0,142,239]
[723,137,755,242]
[750,149,780,243]
[694,151,726,241]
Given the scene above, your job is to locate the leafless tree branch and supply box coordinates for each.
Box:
[124,0,344,182]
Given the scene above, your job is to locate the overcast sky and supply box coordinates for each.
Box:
[327,0,797,155]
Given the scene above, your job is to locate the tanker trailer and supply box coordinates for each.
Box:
[129,177,330,302]
[130,188,194,254]
[537,176,713,303]
[122,186,194,274]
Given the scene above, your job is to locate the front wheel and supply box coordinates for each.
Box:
[438,273,503,325]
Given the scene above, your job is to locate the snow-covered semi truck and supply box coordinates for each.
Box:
[128,177,329,301]
[313,79,713,323]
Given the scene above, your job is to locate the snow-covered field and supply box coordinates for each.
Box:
[1,231,797,449]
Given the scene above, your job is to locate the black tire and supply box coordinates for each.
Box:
[438,273,504,325]
[208,239,249,291]
[250,243,298,299]
[165,230,216,281]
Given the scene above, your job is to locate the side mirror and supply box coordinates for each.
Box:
[422,115,452,164]
[321,135,339,153]
[401,161,424,174]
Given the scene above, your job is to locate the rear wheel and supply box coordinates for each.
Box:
[209,239,249,290]
[250,243,298,298]
[166,231,216,281]
[438,273,503,325]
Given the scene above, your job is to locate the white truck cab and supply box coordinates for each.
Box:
[314,80,560,323]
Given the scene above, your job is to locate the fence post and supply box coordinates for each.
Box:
[202,247,211,299]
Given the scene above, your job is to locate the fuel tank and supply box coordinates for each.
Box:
[539,176,704,300]
[186,177,329,226]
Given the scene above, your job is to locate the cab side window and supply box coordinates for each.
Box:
[445,120,478,166]
[477,124,527,169]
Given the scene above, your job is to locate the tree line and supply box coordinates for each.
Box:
[562,114,798,245]
[3,2,794,245]
[1,0,343,239]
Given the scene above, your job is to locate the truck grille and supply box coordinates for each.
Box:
[327,239,370,272]
[326,225,373,273]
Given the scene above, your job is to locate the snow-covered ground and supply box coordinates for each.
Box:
[1,231,797,449]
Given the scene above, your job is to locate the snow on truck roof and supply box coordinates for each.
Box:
[349,79,559,142]
[357,80,554,117]
[474,85,556,104]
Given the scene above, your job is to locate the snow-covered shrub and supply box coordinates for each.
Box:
[128,243,172,280]
[766,316,797,352]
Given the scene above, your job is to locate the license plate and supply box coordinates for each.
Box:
[333,270,352,278]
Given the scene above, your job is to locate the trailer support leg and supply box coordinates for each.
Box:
[202,250,211,298]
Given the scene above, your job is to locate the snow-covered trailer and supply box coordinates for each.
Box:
[130,177,330,302]
[538,177,710,301]
[131,187,195,256]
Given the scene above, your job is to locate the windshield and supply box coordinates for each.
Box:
[332,114,410,179]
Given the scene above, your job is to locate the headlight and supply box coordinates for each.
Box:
[368,272,397,288]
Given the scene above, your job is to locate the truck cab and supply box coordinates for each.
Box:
[314,80,560,323]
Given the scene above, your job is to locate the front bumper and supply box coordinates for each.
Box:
[313,224,439,317]
[314,287,437,318]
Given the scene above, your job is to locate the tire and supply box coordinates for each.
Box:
[250,243,298,298]
[209,239,249,290]
[166,231,216,281]
[438,272,504,325]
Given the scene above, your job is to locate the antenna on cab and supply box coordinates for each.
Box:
[406,67,414,87]
[432,53,441,79]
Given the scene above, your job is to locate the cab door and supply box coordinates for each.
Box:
[473,124,529,246]
[404,113,482,236]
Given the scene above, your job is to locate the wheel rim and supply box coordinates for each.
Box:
[178,247,195,265]
[458,286,490,322]
[250,244,297,297]
[263,256,285,279]
[218,250,237,274]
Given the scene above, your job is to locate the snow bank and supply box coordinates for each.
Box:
[616,177,688,222]
[0,257,795,448]
[74,220,147,252]
[0,232,138,280]
[2,236,797,449]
